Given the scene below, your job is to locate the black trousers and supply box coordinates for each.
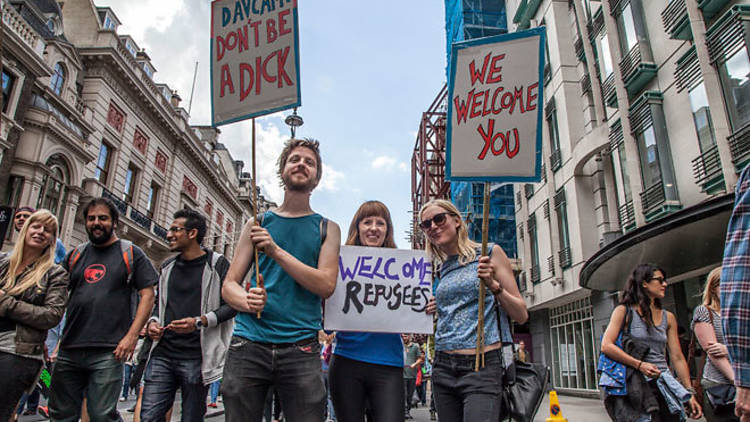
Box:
[404,378,416,414]
[0,351,42,422]
[328,355,404,422]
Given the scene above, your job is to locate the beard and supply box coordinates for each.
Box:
[87,224,114,245]
[282,173,316,193]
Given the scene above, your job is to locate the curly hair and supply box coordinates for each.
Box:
[277,138,322,189]
[619,263,665,331]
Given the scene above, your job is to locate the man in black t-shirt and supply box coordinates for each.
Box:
[49,198,157,422]
[141,209,234,422]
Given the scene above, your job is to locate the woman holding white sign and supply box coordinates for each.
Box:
[421,199,527,422]
[328,201,406,422]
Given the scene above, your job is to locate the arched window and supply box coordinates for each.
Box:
[39,154,70,223]
[50,63,65,96]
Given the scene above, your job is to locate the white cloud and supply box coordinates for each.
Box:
[319,164,344,192]
[399,162,409,172]
[372,155,397,170]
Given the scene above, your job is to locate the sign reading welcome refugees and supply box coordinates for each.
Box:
[324,246,434,334]
[210,0,301,126]
[446,27,546,182]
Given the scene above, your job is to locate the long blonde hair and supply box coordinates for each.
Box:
[419,199,479,266]
[1,209,58,296]
[702,267,722,313]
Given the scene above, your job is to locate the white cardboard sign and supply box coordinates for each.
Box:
[324,246,434,334]
[446,27,546,182]
[210,0,301,126]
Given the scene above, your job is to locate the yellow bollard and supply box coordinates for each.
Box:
[546,390,568,422]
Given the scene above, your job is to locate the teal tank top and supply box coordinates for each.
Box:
[234,211,324,343]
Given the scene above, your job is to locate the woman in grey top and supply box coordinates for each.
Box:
[692,267,738,422]
[601,263,702,420]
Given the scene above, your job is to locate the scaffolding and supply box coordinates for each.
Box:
[410,85,449,248]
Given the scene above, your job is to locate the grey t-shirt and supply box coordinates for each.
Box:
[691,305,731,385]
[0,331,43,361]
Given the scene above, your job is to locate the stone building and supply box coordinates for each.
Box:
[508,0,748,394]
[1,0,275,263]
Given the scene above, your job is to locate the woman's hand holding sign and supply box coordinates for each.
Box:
[477,255,503,296]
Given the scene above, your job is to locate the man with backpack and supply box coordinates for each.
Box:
[140,209,234,422]
[49,197,158,422]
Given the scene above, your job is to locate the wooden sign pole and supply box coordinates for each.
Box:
[475,182,491,371]
[251,118,263,319]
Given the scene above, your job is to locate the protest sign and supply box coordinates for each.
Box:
[446,27,546,182]
[324,246,434,334]
[210,0,301,126]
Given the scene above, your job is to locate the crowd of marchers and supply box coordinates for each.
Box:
[1,138,749,422]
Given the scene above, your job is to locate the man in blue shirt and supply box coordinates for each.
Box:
[222,139,341,422]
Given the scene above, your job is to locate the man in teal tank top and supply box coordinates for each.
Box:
[221,139,341,422]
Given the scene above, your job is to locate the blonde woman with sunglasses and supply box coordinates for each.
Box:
[421,199,527,422]
[0,210,68,420]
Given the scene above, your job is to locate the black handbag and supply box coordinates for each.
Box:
[705,384,736,416]
[495,307,550,422]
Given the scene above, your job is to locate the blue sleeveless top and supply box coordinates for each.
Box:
[332,332,404,367]
[234,211,324,343]
[435,246,513,351]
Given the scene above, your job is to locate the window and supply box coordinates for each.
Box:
[123,164,138,203]
[142,63,153,79]
[528,213,540,283]
[39,155,70,223]
[94,143,112,184]
[146,183,160,219]
[2,69,16,113]
[548,107,562,171]
[50,63,65,96]
[636,126,662,189]
[616,3,638,54]
[688,82,716,153]
[103,14,116,30]
[125,40,137,57]
[5,176,24,208]
[718,47,750,130]
[554,190,571,268]
[599,34,614,78]
[549,298,597,391]
[616,142,632,203]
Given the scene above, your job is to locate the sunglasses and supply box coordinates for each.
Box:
[651,276,667,284]
[419,212,454,230]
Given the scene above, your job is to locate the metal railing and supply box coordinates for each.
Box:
[662,0,688,38]
[691,144,723,189]
[574,37,585,62]
[619,45,643,85]
[531,265,541,284]
[550,149,562,171]
[129,207,152,231]
[602,73,616,104]
[102,188,168,243]
[102,188,128,215]
[618,200,635,230]
[559,247,572,269]
[640,183,667,215]
[524,184,534,199]
[728,122,750,170]
[547,255,555,273]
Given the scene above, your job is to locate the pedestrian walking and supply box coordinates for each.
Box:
[48,198,158,422]
[601,263,702,421]
[0,210,68,421]
[421,199,528,422]
[328,201,406,422]
[221,138,341,422]
[515,340,529,363]
[403,335,422,419]
[721,163,750,422]
[140,209,234,422]
[692,267,738,422]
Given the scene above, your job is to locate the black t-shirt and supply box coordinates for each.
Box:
[153,254,207,360]
[61,240,158,349]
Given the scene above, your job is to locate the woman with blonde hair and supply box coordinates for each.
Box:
[692,267,738,422]
[0,210,68,420]
[421,199,527,422]
[329,200,406,422]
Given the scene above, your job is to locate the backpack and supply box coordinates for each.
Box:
[67,239,134,286]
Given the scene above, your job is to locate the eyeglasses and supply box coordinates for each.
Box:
[14,213,31,220]
[167,227,187,233]
[419,212,453,230]
[651,276,667,285]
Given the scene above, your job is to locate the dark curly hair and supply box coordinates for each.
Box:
[620,263,665,331]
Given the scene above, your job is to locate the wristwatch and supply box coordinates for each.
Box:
[195,317,204,329]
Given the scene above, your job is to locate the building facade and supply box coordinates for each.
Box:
[1,0,275,264]
[508,0,749,394]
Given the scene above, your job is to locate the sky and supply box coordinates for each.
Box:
[94,0,448,247]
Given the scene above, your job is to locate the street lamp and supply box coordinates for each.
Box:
[284,107,303,138]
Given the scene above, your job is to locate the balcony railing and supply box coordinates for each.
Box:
[619,46,658,97]
[618,200,635,230]
[574,37,585,63]
[547,255,555,273]
[559,247,572,269]
[129,207,152,231]
[152,224,168,241]
[640,183,667,216]
[581,73,592,95]
[602,73,617,107]
[524,184,534,199]
[530,265,541,284]
[102,188,168,244]
[728,122,750,171]
[662,0,691,40]
[2,0,45,55]
[550,149,562,171]
[544,63,551,86]
[691,144,724,192]
[102,188,128,215]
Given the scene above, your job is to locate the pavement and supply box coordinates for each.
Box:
[17,391,707,421]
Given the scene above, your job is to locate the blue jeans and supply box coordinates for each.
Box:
[16,387,41,414]
[140,357,208,422]
[432,350,504,422]
[209,380,221,404]
[49,348,123,422]
[122,364,134,399]
[222,336,326,422]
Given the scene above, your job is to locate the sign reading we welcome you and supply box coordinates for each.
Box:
[447,27,546,182]
[210,0,301,125]
[324,246,434,334]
